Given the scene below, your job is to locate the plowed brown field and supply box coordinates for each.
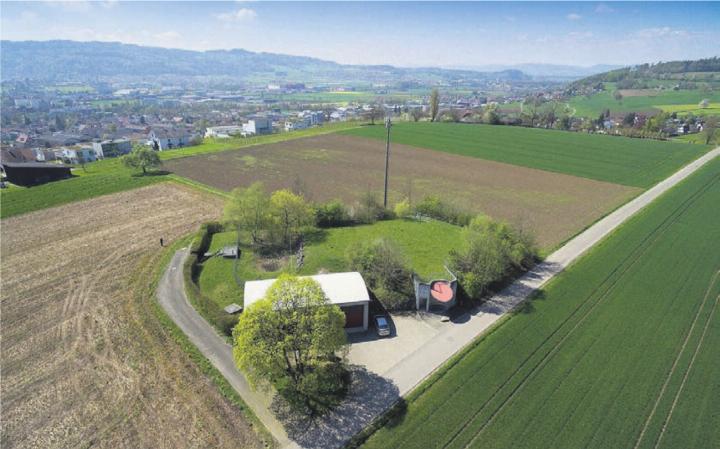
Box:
[0,184,264,449]
[165,134,640,248]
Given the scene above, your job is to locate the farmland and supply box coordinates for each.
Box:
[166,133,639,249]
[568,88,720,118]
[0,184,267,449]
[358,156,720,449]
[198,219,463,310]
[343,122,709,187]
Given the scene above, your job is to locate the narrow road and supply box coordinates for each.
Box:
[157,147,719,448]
[156,250,294,448]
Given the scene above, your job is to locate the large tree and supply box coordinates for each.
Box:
[269,189,314,250]
[429,88,440,122]
[704,116,717,145]
[233,275,348,414]
[223,182,270,245]
[121,146,161,175]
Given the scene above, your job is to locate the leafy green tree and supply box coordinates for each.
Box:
[269,189,314,249]
[223,182,270,245]
[121,146,161,175]
[233,275,348,414]
[429,89,440,122]
[704,116,717,145]
[346,238,412,309]
[449,215,537,299]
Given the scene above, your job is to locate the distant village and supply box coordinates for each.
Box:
[1,77,713,185]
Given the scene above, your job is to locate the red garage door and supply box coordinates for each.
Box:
[342,305,365,328]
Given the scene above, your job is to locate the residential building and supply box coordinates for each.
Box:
[1,161,72,187]
[92,139,132,158]
[148,128,197,151]
[241,118,271,136]
[243,272,371,332]
[205,125,243,139]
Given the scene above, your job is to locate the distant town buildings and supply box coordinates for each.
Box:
[92,139,132,158]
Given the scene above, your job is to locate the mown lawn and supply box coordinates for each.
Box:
[359,156,720,449]
[0,121,361,219]
[197,219,463,309]
[343,122,708,188]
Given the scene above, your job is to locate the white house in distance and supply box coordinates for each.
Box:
[242,118,271,136]
[92,138,132,158]
[243,272,370,333]
[205,125,243,139]
[148,128,197,151]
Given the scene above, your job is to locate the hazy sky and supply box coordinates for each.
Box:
[1,1,718,67]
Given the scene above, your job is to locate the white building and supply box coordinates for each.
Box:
[205,126,243,139]
[243,272,370,332]
[242,118,271,136]
[92,139,132,158]
[148,128,197,151]
[57,147,97,164]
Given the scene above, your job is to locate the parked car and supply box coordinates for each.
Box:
[374,315,391,337]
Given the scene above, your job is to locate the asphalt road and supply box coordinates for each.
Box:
[156,250,294,448]
[157,146,719,448]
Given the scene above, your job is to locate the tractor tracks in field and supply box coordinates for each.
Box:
[633,270,720,449]
[438,171,720,449]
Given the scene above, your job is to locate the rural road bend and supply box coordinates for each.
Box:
[156,250,294,448]
[157,146,719,449]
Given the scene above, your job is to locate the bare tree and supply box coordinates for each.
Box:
[366,107,383,125]
[410,108,424,122]
[523,95,544,127]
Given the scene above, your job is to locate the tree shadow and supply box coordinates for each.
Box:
[271,365,401,449]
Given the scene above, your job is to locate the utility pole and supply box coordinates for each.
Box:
[383,115,392,208]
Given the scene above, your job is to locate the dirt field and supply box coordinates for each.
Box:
[0,184,265,449]
[165,134,640,248]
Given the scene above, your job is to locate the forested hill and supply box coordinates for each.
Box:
[570,57,720,90]
[0,40,530,85]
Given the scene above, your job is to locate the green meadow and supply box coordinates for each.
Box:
[344,122,709,187]
[359,154,720,449]
[569,89,720,117]
[197,219,463,310]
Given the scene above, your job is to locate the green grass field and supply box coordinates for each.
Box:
[569,89,720,117]
[198,219,463,309]
[359,156,720,449]
[657,103,720,115]
[0,122,361,219]
[343,122,709,188]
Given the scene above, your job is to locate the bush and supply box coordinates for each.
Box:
[354,192,392,224]
[449,215,537,300]
[346,238,413,310]
[393,198,411,218]
[414,195,472,226]
[315,199,352,228]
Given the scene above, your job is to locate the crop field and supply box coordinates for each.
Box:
[569,89,720,118]
[656,102,720,115]
[0,184,266,449]
[199,219,463,309]
[166,133,638,249]
[344,122,709,187]
[359,156,720,449]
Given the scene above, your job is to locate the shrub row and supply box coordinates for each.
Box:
[185,222,238,336]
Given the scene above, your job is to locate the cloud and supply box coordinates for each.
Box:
[635,27,688,38]
[43,1,92,12]
[216,8,257,22]
[595,3,615,14]
[567,13,582,21]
